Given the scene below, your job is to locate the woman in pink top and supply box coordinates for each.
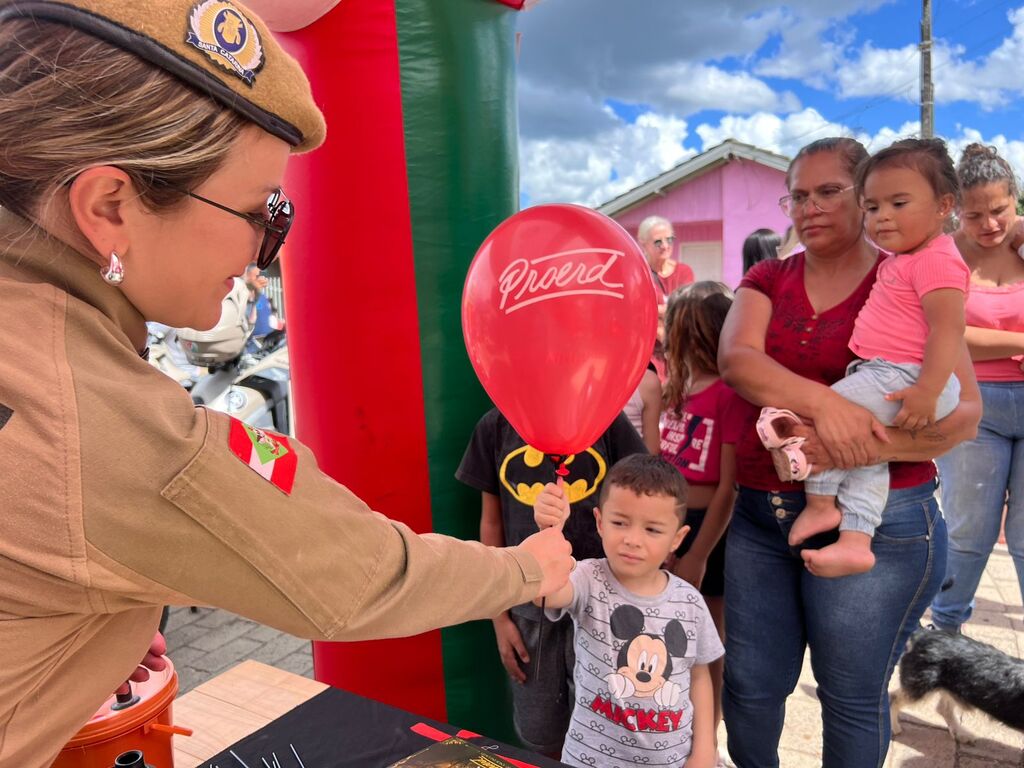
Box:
[930,144,1024,632]
[760,139,969,578]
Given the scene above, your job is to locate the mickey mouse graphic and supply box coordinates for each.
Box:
[605,604,688,707]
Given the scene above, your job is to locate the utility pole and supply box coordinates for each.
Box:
[920,0,934,138]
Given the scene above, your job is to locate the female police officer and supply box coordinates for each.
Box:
[0,1,573,762]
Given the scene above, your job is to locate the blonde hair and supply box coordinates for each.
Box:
[0,19,249,219]
[637,215,672,243]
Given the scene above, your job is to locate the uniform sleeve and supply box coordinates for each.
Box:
[718,385,746,445]
[692,593,725,665]
[455,410,500,494]
[606,412,648,462]
[82,402,543,642]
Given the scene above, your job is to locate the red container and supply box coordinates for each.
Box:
[53,657,192,768]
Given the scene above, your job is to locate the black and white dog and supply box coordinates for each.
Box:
[890,626,1024,742]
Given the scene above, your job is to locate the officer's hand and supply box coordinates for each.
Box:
[519,526,573,599]
[115,631,167,695]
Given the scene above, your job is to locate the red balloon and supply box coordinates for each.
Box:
[463,204,658,456]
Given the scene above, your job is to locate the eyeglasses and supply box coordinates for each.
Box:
[652,236,676,249]
[778,185,854,217]
[185,188,294,269]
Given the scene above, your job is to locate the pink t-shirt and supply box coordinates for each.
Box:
[966,281,1024,382]
[850,234,971,364]
[660,379,745,486]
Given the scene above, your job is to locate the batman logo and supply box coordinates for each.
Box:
[499,445,607,507]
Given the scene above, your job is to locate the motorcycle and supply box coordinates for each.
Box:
[188,330,293,435]
[150,278,293,436]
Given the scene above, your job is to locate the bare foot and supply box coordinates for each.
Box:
[788,495,841,546]
[801,532,875,578]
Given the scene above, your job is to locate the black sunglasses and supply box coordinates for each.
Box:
[186,188,294,269]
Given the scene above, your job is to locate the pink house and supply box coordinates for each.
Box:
[598,140,792,289]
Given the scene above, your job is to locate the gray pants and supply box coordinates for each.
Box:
[805,358,959,535]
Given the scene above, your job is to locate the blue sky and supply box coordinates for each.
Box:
[515,0,1024,206]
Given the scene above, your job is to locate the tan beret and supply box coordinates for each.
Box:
[0,0,326,152]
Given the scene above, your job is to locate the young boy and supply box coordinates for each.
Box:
[534,454,723,768]
[457,408,646,755]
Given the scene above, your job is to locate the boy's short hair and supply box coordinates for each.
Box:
[599,454,688,523]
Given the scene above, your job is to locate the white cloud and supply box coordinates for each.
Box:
[694,108,850,158]
[652,62,801,115]
[520,110,694,207]
[768,6,1024,110]
[754,15,853,89]
[520,106,1024,207]
[834,42,1007,108]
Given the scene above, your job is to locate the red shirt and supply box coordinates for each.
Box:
[736,253,936,492]
[651,261,695,301]
[661,379,744,486]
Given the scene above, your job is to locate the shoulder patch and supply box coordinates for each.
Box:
[228,418,297,495]
[186,1,266,86]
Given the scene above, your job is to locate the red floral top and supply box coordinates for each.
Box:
[734,252,937,492]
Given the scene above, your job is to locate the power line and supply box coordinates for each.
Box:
[783,0,1019,146]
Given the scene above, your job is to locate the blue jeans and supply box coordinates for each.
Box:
[722,482,946,768]
[931,381,1024,631]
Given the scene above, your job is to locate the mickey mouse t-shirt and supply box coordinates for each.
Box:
[548,559,724,767]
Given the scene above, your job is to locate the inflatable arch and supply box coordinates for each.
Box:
[246,0,530,739]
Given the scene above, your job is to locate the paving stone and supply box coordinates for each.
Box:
[165,605,204,630]
[189,619,256,652]
[175,665,206,696]
[166,644,212,670]
[888,720,957,766]
[243,623,287,643]
[163,621,210,650]
[959,754,1022,767]
[274,650,314,678]
[971,610,1015,631]
[194,608,242,629]
[247,632,311,665]
[189,637,263,673]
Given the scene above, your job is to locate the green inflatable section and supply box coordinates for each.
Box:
[395,0,522,744]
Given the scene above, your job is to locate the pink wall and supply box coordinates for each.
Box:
[611,156,791,288]
[720,159,791,287]
[616,167,723,230]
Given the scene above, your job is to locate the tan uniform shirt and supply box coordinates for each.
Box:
[0,211,542,766]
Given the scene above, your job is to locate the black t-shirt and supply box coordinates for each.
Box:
[456,409,646,617]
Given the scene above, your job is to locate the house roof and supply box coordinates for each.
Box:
[596,139,791,217]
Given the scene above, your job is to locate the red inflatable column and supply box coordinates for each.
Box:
[272,2,445,720]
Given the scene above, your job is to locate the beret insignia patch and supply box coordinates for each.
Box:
[186,1,266,86]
